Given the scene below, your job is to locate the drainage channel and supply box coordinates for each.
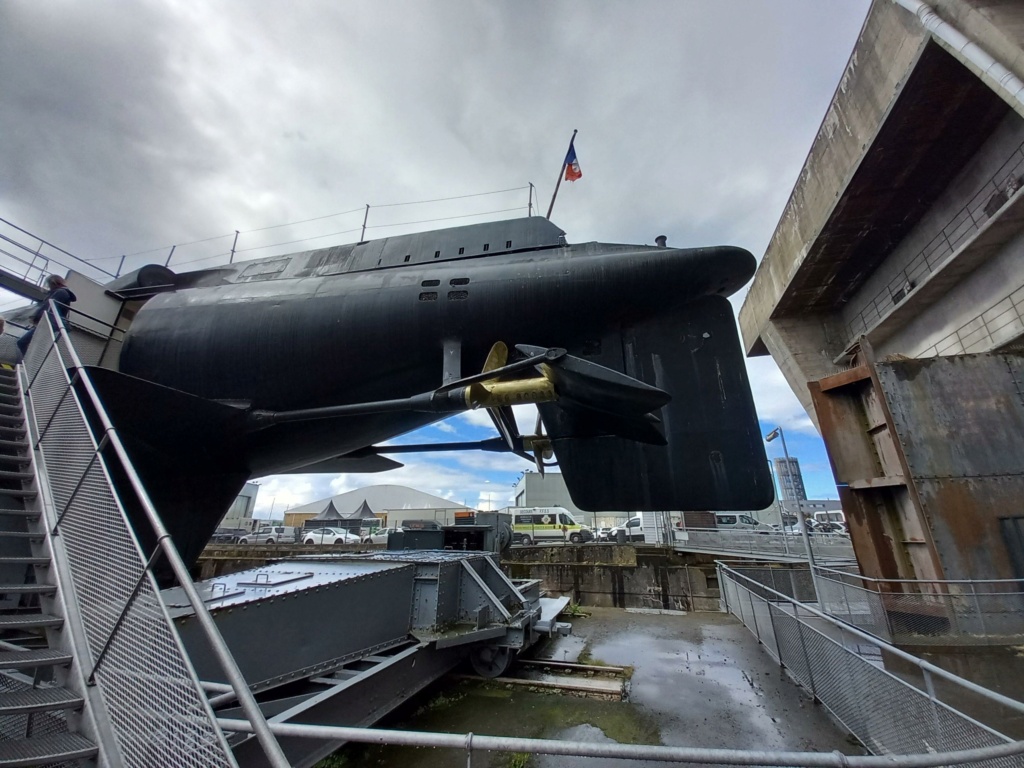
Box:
[456,658,629,700]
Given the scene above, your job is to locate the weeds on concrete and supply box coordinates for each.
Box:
[562,601,590,618]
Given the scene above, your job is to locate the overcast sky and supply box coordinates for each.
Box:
[0,1,872,517]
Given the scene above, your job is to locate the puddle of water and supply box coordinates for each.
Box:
[342,679,660,768]
[324,608,858,767]
[531,632,588,663]
[534,723,639,768]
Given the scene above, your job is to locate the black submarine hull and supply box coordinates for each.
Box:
[93,218,772,568]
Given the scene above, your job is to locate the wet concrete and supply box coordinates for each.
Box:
[332,607,861,767]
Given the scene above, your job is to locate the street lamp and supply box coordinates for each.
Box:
[765,426,819,601]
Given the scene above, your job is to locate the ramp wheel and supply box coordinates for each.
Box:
[470,645,513,678]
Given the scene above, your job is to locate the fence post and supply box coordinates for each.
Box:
[766,591,782,663]
[970,581,987,637]
[793,604,818,702]
[842,577,854,623]
[718,565,728,614]
[922,668,946,752]
[746,587,761,642]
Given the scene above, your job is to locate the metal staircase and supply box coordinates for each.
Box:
[0,366,98,765]
[0,308,291,767]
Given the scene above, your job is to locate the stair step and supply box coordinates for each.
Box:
[0,557,47,566]
[0,687,82,715]
[0,470,34,482]
[0,456,29,466]
[0,649,72,671]
[0,510,37,519]
[0,585,55,595]
[0,615,62,630]
[0,733,97,765]
[0,439,27,451]
[0,491,37,500]
[0,416,24,426]
[0,531,42,539]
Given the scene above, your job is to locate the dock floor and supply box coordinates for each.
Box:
[339,606,862,766]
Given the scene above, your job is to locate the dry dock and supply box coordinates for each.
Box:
[334,607,861,767]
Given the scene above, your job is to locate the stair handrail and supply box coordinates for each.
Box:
[0,216,117,282]
[32,301,290,768]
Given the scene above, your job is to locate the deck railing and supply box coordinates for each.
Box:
[814,565,1024,645]
[671,527,856,562]
[842,142,1024,347]
[719,564,1024,764]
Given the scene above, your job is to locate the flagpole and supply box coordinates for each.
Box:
[546,129,577,220]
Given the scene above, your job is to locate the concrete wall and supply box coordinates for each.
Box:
[840,111,1024,344]
[503,546,722,612]
[885,227,1024,357]
[932,1,1024,106]
[739,2,927,356]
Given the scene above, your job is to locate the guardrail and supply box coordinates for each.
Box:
[23,303,289,767]
[917,285,1024,356]
[814,565,1024,645]
[719,564,1024,763]
[671,527,855,562]
[0,216,116,293]
[842,141,1024,347]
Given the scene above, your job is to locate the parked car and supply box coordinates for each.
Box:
[609,516,645,543]
[210,527,249,544]
[714,513,773,532]
[303,527,361,545]
[363,527,401,545]
[237,526,299,545]
[813,520,848,535]
[597,527,613,542]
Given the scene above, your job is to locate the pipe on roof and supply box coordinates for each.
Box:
[891,0,1024,109]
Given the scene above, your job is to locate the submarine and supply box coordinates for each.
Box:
[78,216,772,567]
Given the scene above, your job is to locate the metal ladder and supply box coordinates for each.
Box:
[0,366,98,765]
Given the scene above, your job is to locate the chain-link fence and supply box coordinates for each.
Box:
[720,564,1024,763]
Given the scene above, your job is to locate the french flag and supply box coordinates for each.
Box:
[564,143,582,182]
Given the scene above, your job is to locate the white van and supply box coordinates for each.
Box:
[609,515,645,543]
[812,510,848,534]
[715,513,772,532]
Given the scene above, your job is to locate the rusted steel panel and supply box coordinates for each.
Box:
[877,355,1024,480]
[818,364,871,392]
[810,379,912,582]
[874,354,1024,581]
[914,476,1024,581]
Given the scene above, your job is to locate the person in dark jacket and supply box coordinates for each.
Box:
[16,275,77,357]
